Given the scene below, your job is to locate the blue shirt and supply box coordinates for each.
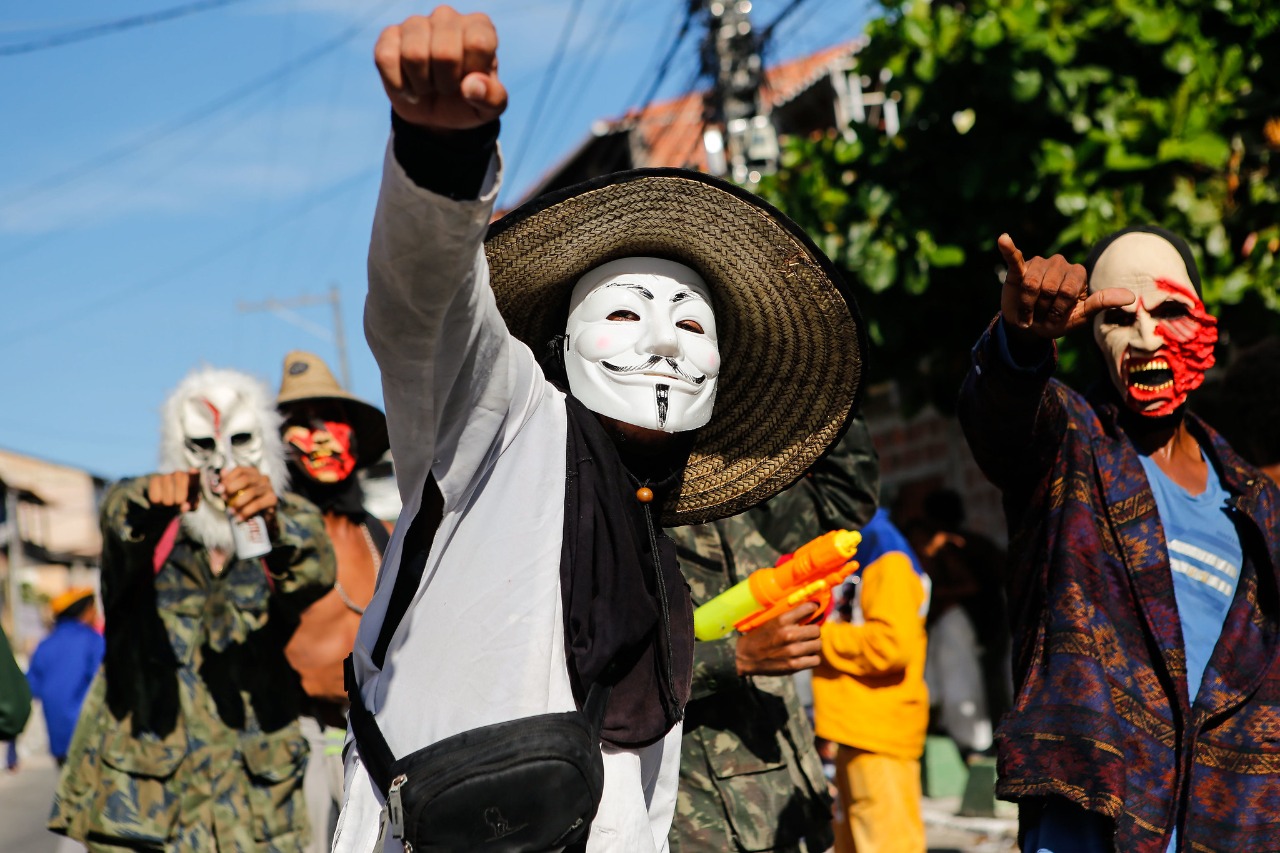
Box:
[26,619,104,759]
[1023,455,1243,853]
[1138,454,1243,703]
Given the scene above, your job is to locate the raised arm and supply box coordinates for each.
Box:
[363,8,527,505]
[958,234,1134,494]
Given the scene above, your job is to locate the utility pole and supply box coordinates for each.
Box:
[695,0,777,184]
[237,284,351,388]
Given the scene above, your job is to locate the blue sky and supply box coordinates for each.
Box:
[0,0,870,479]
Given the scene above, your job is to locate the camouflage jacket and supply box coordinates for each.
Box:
[50,476,335,852]
[667,416,880,853]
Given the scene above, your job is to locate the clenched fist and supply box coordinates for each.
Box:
[148,469,201,513]
[374,6,508,132]
[998,233,1134,341]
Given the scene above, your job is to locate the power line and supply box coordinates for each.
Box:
[3,0,403,212]
[507,0,587,191]
[627,1,698,115]
[540,0,632,135]
[0,0,254,57]
[760,0,811,41]
[0,165,378,351]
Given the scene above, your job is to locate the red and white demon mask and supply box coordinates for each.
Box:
[563,257,720,433]
[1090,230,1217,418]
[159,368,287,549]
[282,406,357,484]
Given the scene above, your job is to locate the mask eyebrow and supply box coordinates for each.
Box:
[670,290,704,303]
[604,282,654,300]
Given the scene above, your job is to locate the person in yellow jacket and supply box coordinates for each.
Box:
[813,507,931,853]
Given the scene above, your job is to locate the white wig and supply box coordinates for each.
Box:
[158,366,289,494]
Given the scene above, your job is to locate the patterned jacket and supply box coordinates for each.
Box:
[50,477,335,852]
[666,416,879,852]
[959,323,1280,853]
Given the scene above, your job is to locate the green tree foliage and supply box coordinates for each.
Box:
[757,0,1280,410]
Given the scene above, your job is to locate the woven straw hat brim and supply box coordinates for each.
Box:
[485,168,865,526]
[276,392,390,469]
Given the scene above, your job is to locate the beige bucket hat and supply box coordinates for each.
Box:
[484,168,866,526]
[276,351,390,468]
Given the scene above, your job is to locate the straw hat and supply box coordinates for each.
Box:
[51,587,94,618]
[485,168,866,526]
[276,351,390,467]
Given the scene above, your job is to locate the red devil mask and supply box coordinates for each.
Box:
[1089,231,1217,417]
[284,419,357,483]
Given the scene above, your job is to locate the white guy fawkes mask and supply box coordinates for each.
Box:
[1090,232,1218,418]
[159,368,287,550]
[563,257,720,433]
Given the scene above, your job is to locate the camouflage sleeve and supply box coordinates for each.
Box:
[99,476,175,581]
[746,413,881,555]
[263,492,336,613]
[689,636,744,703]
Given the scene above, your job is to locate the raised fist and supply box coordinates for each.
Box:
[998,233,1134,340]
[374,6,508,132]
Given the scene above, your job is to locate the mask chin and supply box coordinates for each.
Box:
[563,358,716,433]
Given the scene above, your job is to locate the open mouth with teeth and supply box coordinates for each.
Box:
[1126,357,1174,393]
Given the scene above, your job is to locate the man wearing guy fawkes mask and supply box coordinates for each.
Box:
[334,9,865,853]
[276,350,390,853]
[49,367,335,851]
[959,227,1280,853]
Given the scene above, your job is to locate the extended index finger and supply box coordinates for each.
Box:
[775,601,820,627]
[997,233,1026,284]
[1070,286,1138,330]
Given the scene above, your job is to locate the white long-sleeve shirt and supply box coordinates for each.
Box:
[332,141,681,853]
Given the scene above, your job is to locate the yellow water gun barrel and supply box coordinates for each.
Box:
[693,529,861,641]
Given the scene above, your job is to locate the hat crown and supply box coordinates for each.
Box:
[277,350,345,402]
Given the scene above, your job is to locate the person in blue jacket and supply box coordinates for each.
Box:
[27,588,104,765]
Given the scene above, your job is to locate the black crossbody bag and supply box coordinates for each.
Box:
[344,476,610,852]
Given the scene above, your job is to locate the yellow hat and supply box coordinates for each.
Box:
[51,587,94,618]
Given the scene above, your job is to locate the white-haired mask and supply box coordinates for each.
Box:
[563,257,720,433]
[159,368,287,550]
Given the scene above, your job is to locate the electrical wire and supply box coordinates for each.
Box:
[759,0,812,41]
[506,0,587,192]
[3,0,403,213]
[0,0,254,58]
[0,165,379,351]
[626,1,698,115]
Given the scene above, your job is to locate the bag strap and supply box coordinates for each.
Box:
[371,475,444,669]
[153,517,182,574]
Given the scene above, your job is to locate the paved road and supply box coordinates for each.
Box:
[0,758,72,853]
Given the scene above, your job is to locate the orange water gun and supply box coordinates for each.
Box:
[693,529,862,641]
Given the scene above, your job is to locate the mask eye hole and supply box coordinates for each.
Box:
[230,433,254,447]
[1150,302,1190,320]
[606,310,640,322]
[187,437,216,452]
[1102,308,1136,326]
[676,319,705,334]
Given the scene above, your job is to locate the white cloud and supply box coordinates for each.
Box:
[0,102,385,234]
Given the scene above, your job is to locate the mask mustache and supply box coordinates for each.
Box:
[601,355,706,385]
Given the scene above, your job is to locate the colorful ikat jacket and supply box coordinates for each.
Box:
[49,476,334,852]
[665,416,880,853]
[959,322,1280,853]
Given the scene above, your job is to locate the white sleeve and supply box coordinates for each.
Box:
[363,136,542,513]
[588,723,683,853]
